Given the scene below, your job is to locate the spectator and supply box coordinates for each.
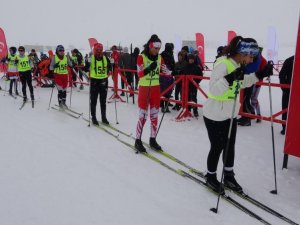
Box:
[279,55,294,135]
[160,43,175,112]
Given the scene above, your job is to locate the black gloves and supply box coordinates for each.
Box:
[14,59,19,65]
[54,62,60,68]
[224,66,245,86]
[144,61,157,75]
[256,62,273,80]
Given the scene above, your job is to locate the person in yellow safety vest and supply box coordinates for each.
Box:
[49,45,73,108]
[89,43,112,125]
[16,46,34,102]
[203,36,273,194]
[1,46,19,95]
[134,34,172,153]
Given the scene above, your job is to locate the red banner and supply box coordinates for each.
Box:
[227,30,237,45]
[88,38,98,50]
[284,15,300,157]
[0,27,8,73]
[195,33,205,67]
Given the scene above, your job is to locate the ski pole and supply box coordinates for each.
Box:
[267,61,278,195]
[211,81,240,214]
[155,97,169,139]
[48,83,55,110]
[88,77,91,127]
[70,76,73,107]
[112,66,119,124]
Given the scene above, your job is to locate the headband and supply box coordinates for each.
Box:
[149,42,161,49]
[237,41,259,56]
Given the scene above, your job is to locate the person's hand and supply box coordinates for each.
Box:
[256,62,273,80]
[54,62,60,68]
[224,66,245,86]
[149,61,157,70]
[144,61,157,75]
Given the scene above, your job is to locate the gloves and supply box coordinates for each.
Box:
[144,61,157,75]
[224,66,245,86]
[54,62,60,68]
[256,62,273,80]
[14,59,19,65]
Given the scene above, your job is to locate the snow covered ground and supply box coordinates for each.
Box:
[0,73,299,225]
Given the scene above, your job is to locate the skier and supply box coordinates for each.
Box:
[134,34,172,153]
[16,46,34,102]
[203,36,273,193]
[49,45,73,108]
[1,46,19,95]
[89,43,112,125]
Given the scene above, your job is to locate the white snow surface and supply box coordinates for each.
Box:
[0,74,299,225]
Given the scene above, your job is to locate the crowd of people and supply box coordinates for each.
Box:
[0,35,295,194]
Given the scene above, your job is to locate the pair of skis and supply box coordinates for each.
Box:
[51,104,83,118]
[19,100,34,110]
[85,119,298,225]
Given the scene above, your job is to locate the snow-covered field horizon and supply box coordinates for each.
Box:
[0,71,299,225]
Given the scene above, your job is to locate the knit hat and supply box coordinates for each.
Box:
[93,43,103,56]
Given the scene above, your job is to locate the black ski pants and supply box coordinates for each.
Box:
[282,89,290,130]
[90,78,108,119]
[204,116,237,173]
[19,70,34,98]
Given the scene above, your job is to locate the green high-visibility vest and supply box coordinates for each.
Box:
[138,54,161,87]
[54,55,68,75]
[72,55,78,64]
[7,54,17,70]
[90,55,108,79]
[208,58,242,101]
[17,55,31,72]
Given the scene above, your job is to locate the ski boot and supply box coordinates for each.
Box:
[224,171,243,193]
[135,139,147,153]
[237,117,251,126]
[205,173,224,194]
[23,96,27,102]
[79,84,84,90]
[102,117,109,125]
[149,137,162,151]
[92,117,99,126]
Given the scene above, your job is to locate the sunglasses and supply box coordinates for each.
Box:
[58,49,65,52]
[18,50,24,52]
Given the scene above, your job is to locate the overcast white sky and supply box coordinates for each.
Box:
[0,0,299,58]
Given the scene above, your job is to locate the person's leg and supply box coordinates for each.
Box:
[25,70,34,100]
[281,90,290,134]
[99,79,109,124]
[19,72,27,101]
[90,79,100,125]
